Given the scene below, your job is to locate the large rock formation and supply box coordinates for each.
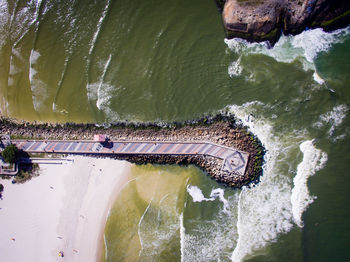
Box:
[219,0,350,44]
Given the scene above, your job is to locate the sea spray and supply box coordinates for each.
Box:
[291,140,328,227]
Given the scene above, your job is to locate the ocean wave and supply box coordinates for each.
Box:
[291,140,328,227]
[225,26,350,83]
[226,101,327,262]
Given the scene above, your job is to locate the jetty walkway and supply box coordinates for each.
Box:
[12,140,249,177]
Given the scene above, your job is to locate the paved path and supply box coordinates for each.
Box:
[12,140,249,176]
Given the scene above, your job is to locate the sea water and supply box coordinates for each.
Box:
[0,0,349,261]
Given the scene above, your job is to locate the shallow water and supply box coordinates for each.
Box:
[1,0,350,261]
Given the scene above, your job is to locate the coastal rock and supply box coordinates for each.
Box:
[221,0,350,45]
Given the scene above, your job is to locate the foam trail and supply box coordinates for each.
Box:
[88,0,111,56]
[97,54,112,110]
[180,212,185,262]
[53,56,70,113]
[291,140,328,227]
[138,200,152,256]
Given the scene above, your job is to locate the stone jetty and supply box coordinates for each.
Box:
[0,114,265,187]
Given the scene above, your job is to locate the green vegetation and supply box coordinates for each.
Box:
[14,163,40,184]
[320,10,350,27]
[1,144,18,163]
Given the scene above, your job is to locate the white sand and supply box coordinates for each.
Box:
[0,156,131,262]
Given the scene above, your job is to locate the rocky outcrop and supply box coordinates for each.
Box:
[219,0,350,45]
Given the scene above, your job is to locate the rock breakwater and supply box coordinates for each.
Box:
[0,114,265,187]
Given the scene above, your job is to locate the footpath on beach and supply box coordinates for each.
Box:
[12,139,249,178]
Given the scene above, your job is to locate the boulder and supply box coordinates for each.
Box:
[221,0,350,45]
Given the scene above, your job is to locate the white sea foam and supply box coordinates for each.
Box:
[313,71,325,85]
[314,104,349,140]
[291,140,328,227]
[210,188,230,212]
[180,212,185,262]
[228,56,243,77]
[186,185,229,211]
[225,101,327,262]
[186,185,214,202]
[29,49,47,111]
[225,26,350,82]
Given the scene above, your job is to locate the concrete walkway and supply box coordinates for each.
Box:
[12,140,249,176]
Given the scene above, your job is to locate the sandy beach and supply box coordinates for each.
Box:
[0,155,131,262]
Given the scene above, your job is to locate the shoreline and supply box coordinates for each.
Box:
[0,114,265,188]
[96,168,132,262]
[0,155,131,262]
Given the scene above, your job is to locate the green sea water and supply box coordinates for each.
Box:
[1,0,350,261]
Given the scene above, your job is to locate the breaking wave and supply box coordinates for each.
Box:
[291,140,328,227]
[227,101,327,262]
[86,55,118,121]
[225,26,350,83]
